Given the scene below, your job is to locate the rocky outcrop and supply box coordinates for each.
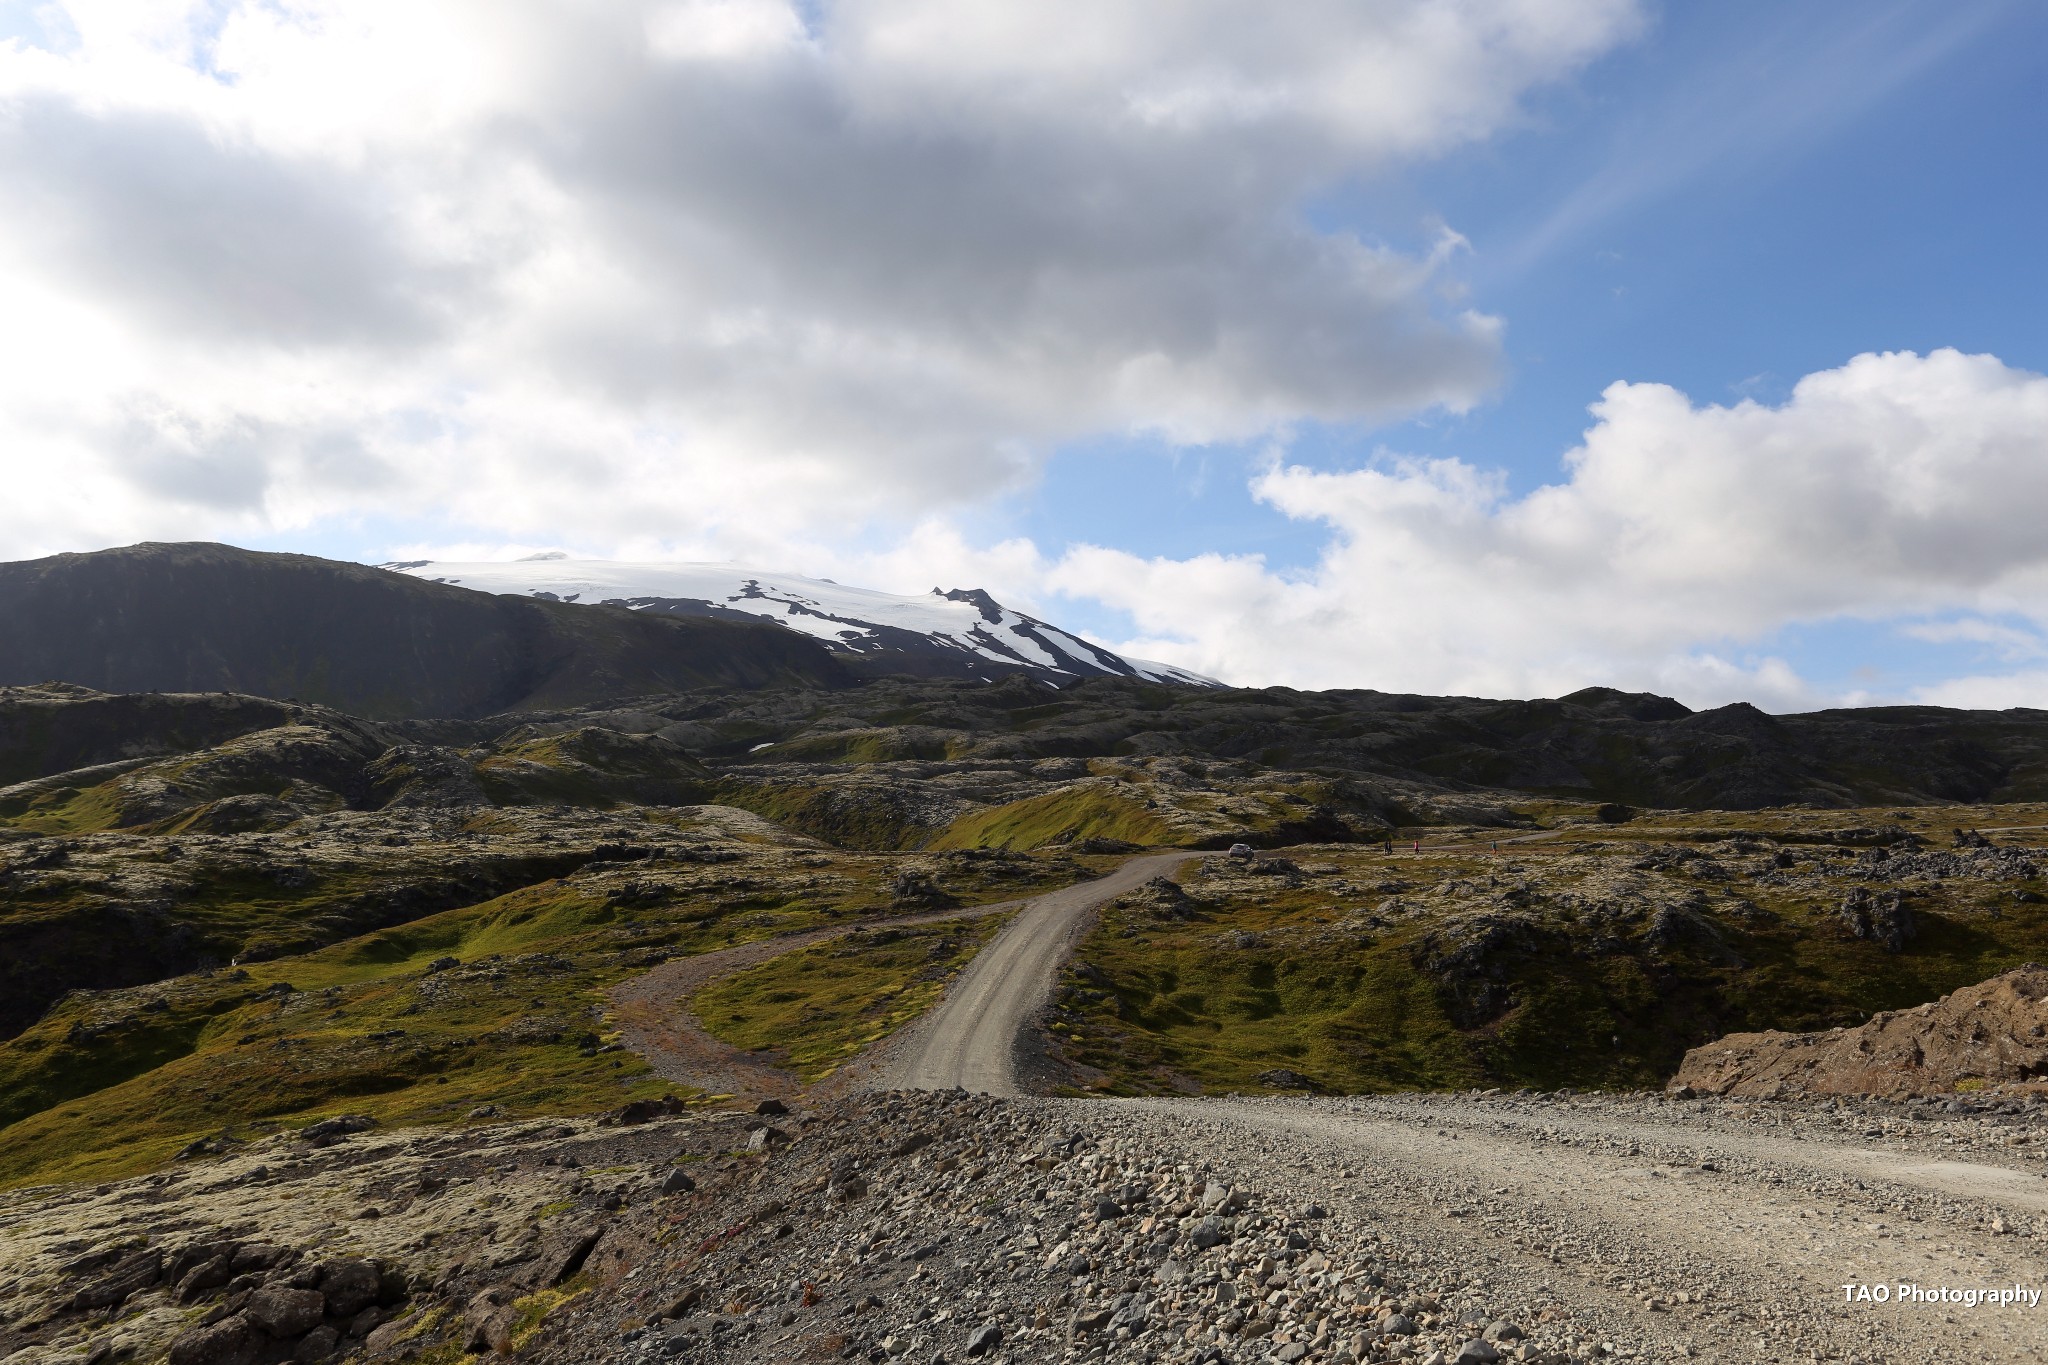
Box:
[1669,965,2048,1098]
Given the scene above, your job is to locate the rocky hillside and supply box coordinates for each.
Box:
[0,544,847,719]
[1671,963,2048,1099]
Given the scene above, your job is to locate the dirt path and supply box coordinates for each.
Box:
[856,851,1198,1096]
[1120,1092,2048,1361]
[609,900,1021,1097]
[613,851,1197,1099]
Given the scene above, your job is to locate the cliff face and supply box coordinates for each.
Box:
[0,543,849,719]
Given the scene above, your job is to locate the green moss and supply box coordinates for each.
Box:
[695,916,1006,1081]
[930,787,1175,852]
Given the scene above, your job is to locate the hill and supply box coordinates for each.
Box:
[0,543,848,719]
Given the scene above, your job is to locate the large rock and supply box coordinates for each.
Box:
[168,1315,263,1365]
[71,1248,162,1309]
[1670,965,2048,1098]
[244,1286,327,1338]
[317,1260,383,1318]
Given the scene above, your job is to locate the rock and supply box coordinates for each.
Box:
[1454,1339,1501,1364]
[1840,886,1915,952]
[72,1249,163,1310]
[1671,964,2048,1097]
[745,1125,788,1151]
[318,1260,382,1318]
[347,1306,388,1339]
[600,1096,688,1126]
[521,1226,602,1288]
[168,1315,262,1365]
[1381,1313,1418,1336]
[176,1256,236,1302]
[660,1168,697,1195]
[890,1132,934,1158]
[1482,1319,1523,1342]
[1091,1196,1124,1222]
[1189,1217,1229,1250]
[1254,1068,1317,1091]
[362,1315,418,1356]
[230,1244,289,1274]
[244,1286,327,1338]
[754,1098,789,1116]
[465,1290,519,1355]
[964,1322,1003,1357]
[297,1115,377,1146]
[292,1325,341,1362]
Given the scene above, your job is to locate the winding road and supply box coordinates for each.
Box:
[861,850,1196,1095]
[615,849,1194,1098]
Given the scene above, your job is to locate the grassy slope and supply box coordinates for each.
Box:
[694,915,1010,1081]
[1055,817,2048,1096]
[928,786,1175,852]
[0,845,1095,1188]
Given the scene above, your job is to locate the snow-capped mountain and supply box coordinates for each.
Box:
[382,555,1218,687]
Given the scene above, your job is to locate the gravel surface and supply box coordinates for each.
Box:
[861,853,1197,1095]
[502,1088,2048,1365]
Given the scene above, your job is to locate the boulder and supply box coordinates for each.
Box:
[244,1286,327,1338]
[317,1260,383,1318]
[72,1249,162,1310]
[168,1315,262,1365]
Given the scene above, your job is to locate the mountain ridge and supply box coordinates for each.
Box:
[383,554,1217,687]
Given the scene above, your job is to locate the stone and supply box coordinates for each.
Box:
[1482,1319,1523,1343]
[362,1315,419,1356]
[1454,1340,1501,1364]
[347,1307,388,1339]
[244,1287,327,1339]
[168,1315,262,1365]
[318,1260,383,1318]
[292,1325,341,1362]
[964,1323,1002,1357]
[1091,1196,1125,1222]
[73,1250,164,1310]
[177,1256,236,1302]
[297,1115,377,1146]
[466,1290,521,1355]
[661,1168,697,1195]
[746,1125,788,1152]
[1189,1217,1229,1250]
[755,1098,789,1116]
[521,1226,602,1288]
[1381,1314,1418,1336]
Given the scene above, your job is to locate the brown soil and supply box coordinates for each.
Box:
[1670,963,2048,1098]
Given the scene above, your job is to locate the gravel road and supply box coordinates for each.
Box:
[863,852,1196,1095]
[1113,1090,2048,1362]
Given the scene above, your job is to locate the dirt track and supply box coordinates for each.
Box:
[1122,1091,2048,1361]
[861,851,1196,1094]
[613,851,1193,1097]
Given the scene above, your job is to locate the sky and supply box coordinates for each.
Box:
[1,0,2045,710]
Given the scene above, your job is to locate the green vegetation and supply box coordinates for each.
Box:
[1055,826,2048,1096]
[930,786,1174,852]
[695,916,1007,1080]
[0,832,1095,1189]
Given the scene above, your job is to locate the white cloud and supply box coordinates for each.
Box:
[1911,673,2048,712]
[1048,349,2048,708]
[0,0,1641,559]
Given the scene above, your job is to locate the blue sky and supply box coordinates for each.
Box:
[4,1,2047,707]
[988,0,2048,702]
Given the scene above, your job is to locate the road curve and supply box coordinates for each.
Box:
[860,850,1196,1096]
